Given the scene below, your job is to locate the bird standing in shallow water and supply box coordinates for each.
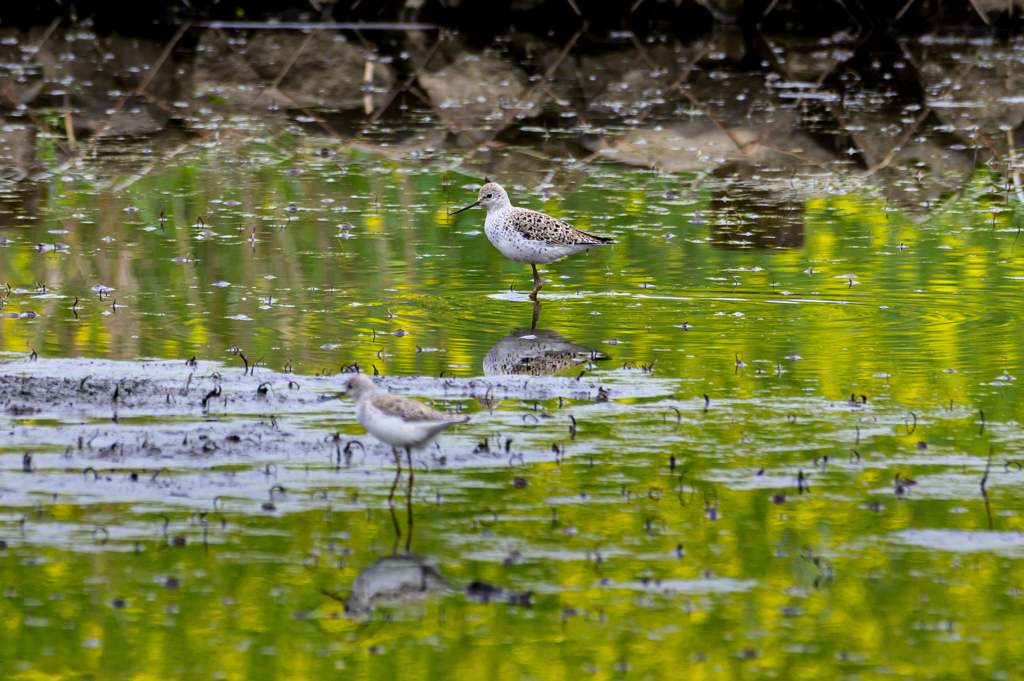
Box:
[451,180,614,300]
[344,374,469,551]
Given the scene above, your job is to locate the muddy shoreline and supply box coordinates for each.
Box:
[0,356,667,418]
[0,356,679,480]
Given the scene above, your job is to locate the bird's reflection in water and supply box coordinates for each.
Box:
[333,554,532,620]
[338,554,451,619]
[483,303,606,379]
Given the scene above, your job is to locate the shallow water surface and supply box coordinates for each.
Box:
[2,25,1024,681]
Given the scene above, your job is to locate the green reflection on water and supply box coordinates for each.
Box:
[2,139,1024,680]
[1,146,1022,416]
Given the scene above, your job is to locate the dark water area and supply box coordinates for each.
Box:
[3,14,1024,681]
[7,1,712,41]
[3,0,1020,41]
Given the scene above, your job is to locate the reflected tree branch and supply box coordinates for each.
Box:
[863,106,931,176]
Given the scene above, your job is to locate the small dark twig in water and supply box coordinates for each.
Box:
[979,409,986,436]
[228,345,247,374]
[981,445,993,495]
[552,443,563,464]
[201,385,222,408]
[894,472,917,497]
[796,470,809,494]
[905,412,916,434]
[981,445,994,530]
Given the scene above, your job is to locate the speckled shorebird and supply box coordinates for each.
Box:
[344,374,468,551]
[451,180,614,300]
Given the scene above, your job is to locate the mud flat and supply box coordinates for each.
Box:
[0,356,684,510]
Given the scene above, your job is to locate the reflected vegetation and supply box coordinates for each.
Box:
[2,18,1024,681]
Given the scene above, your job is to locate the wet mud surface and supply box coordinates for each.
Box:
[0,356,681,511]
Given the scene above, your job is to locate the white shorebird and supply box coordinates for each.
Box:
[343,374,468,551]
[451,180,614,300]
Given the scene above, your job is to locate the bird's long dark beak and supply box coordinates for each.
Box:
[450,200,479,215]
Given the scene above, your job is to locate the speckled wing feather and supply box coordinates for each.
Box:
[370,392,466,422]
[508,208,613,246]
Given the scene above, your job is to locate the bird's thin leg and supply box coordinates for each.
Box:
[529,264,543,301]
[405,446,414,554]
[531,299,542,330]
[389,447,402,553]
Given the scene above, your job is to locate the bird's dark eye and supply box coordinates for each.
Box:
[487,193,493,198]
